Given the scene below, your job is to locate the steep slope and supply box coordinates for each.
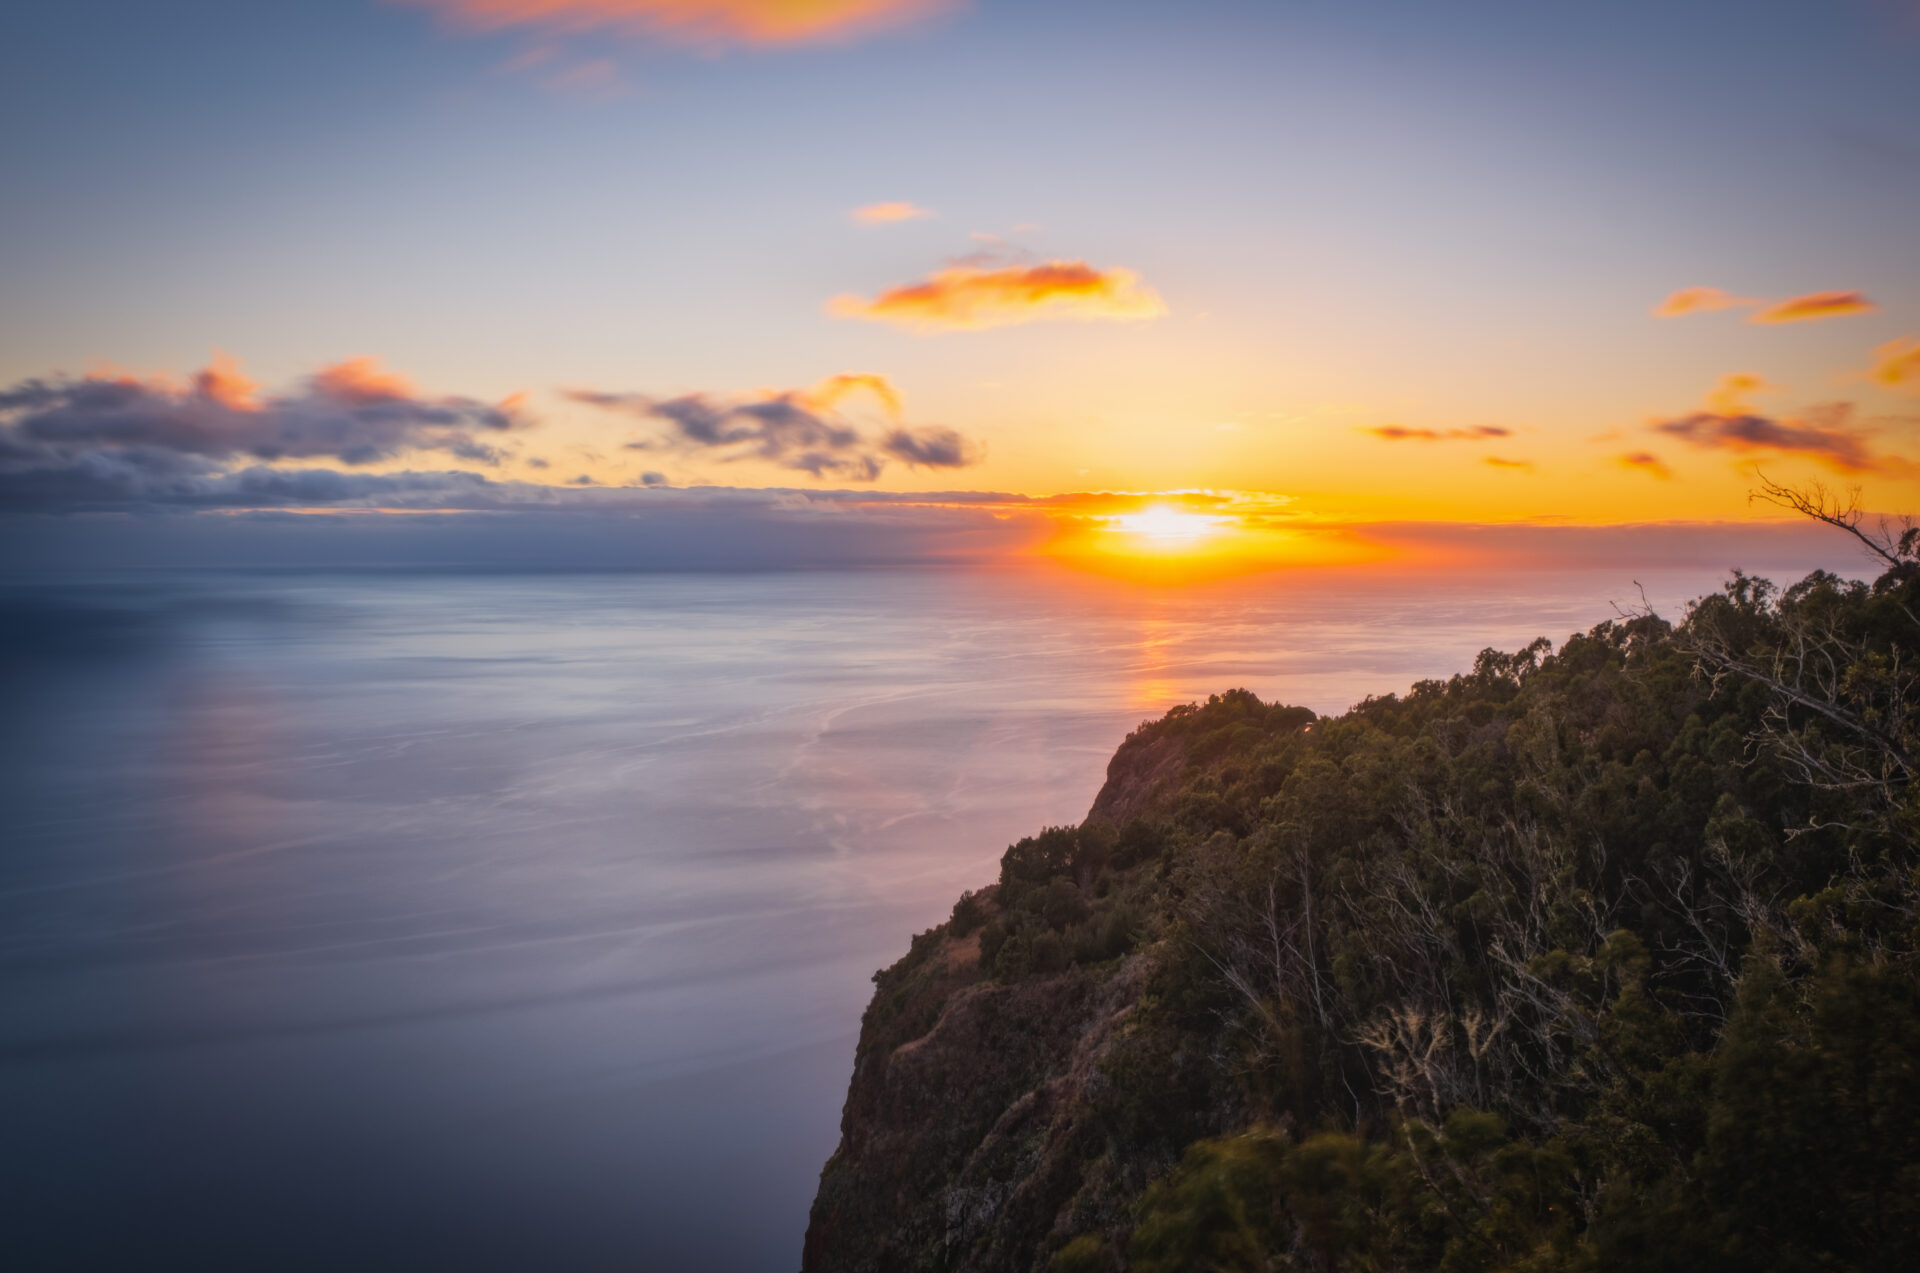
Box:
[804,563,1920,1273]
[803,695,1316,1272]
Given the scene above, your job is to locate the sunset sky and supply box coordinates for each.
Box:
[4,0,1919,569]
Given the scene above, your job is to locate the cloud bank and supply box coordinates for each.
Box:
[0,356,536,513]
[0,488,1878,581]
[0,484,1049,572]
[828,261,1165,331]
[0,356,528,466]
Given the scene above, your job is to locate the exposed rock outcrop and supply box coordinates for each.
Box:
[803,694,1308,1272]
[801,888,1163,1272]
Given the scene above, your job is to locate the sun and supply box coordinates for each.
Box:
[1104,505,1229,547]
[1035,493,1390,583]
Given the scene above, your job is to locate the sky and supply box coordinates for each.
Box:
[3,0,1918,570]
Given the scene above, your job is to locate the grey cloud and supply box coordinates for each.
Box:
[0,363,533,472]
[0,455,496,513]
[1652,406,1878,471]
[568,384,980,481]
[881,426,977,468]
[0,482,1053,572]
[443,437,508,465]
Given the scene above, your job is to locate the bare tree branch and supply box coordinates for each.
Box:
[1750,473,1910,568]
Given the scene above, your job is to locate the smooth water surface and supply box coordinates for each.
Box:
[0,563,1808,1270]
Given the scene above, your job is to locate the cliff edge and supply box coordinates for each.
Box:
[803,566,1920,1273]
[801,693,1311,1272]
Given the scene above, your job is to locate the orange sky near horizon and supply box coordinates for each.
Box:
[3,1,1918,564]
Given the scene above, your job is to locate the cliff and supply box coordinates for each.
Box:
[802,694,1309,1272]
[803,565,1920,1273]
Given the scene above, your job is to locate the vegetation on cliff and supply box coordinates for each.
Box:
[805,493,1920,1273]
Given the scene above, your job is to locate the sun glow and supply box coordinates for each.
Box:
[1104,504,1229,546]
[1032,493,1395,583]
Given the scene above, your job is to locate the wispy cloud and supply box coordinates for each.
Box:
[1362,425,1509,442]
[1635,370,1920,476]
[1750,289,1876,324]
[395,0,954,49]
[1652,406,1878,471]
[1618,451,1672,479]
[1871,336,1920,394]
[1652,285,1874,323]
[569,372,978,479]
[1484,456,1534,472]
[827,260,1165,331]
[1645,373,1910,473]
[1652,286,1754,317]
[852,201,933,224]
[807,372,903,417]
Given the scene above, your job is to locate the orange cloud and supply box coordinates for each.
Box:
[396,0,952,47]
[1871,336,1920,393]
[1653,286,1754,317]
[1484,456,1534,472]
[313,357,415,404]
[1618,451,1672,479]
[1750,289,1876,324]
[827,261,1166,331]
[1652,286,1874,323]
[192,352,260,412]
[803,372,903,419]
[1363,425,1509,442]
[852,201,932,224]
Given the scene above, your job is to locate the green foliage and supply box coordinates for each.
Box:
[827,529,1920,1273]
[950,888,986,936]
[1042,551,1920,1269]
[982,821,1156,982]
[1129,1117,1588,1273]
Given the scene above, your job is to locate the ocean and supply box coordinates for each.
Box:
[0,561,1827,1270]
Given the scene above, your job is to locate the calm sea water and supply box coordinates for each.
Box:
[0,562,1817,1270]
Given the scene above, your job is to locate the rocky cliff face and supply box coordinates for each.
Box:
[801,704,1269,1273]
[1081,730,1189,829]
[800,916,1152,1272]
